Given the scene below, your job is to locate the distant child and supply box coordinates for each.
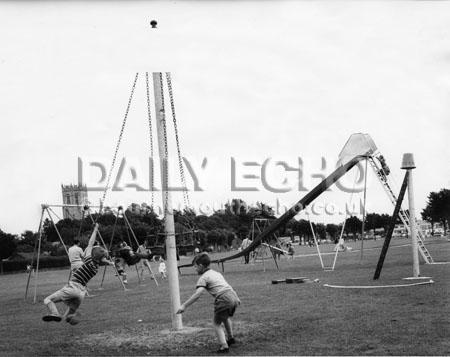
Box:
[240,237,252,264]
[114,241,153,284]
[114,242,129,284]
[177,252,240,353]
[334,238,346,252]
[287,243,295,260]
[68,239,84,273]
[158,258,167,279]
[137,239,155,281]
[42,224,114,325]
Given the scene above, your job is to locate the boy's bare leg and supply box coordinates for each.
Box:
[43,297,60,316]
[65,307,80,325]
[223,318,234,340]
[213,322,228,349]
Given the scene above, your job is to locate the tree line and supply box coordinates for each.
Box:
[1,188,449,263]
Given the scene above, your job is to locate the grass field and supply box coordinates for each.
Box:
[0,237,449,356]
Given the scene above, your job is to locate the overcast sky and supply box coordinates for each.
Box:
[1,1,449,234]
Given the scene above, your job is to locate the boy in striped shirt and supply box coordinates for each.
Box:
[42,224,114,325]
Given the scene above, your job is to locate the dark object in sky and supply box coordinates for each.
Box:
[150,20,158,29]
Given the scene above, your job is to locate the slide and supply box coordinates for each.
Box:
[179,133,377,269]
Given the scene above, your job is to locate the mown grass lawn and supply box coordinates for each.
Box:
[0,237,449,356]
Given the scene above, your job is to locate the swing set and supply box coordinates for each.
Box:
[307,165,363,272]
[250,218,288,271]
[25,72,192,304]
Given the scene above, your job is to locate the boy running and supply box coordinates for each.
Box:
[177,252,240,353]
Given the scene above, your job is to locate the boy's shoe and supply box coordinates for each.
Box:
[217,347,229,354]
[42,314,62,322]
[227,337,236,346]
[66,316,80,325]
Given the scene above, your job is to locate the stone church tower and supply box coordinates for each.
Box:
[61,184,88,219]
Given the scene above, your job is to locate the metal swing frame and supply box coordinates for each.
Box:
[24,203,127,303]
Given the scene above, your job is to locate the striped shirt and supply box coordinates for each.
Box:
[71,256,98,286]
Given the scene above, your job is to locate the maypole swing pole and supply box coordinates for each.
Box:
[401,153,420,277]
[153,72,183,330]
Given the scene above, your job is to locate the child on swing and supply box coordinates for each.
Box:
[177,252,240,353]
[42,224,114,325]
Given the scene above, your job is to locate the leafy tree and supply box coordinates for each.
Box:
[422,189,450,233]
[20,230,37,246]
[421,204,435,233]
[326,224,340,242]
[0,230,17,260]
[0,229,17,273]
[344,216,362,238]
[365,213,391,231]
[206,229,226,249]
[314,223,327,240]
[225,198,248,215]
[17,230,39,253]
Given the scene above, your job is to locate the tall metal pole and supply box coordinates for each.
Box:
[401,153,420,277]
[33,206,47,303]
[153,72,183,330]
[360,158,368,262]
[25,206,45,300]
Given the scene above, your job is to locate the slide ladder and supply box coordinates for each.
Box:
[368,156,434,264]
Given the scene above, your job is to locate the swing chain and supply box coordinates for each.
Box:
[101,73,139,210]
[145,73,155,209]
[159,73,170,215]
[166,72,191,208]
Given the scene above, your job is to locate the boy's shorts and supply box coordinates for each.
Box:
[46,281,87,310]
[214,289,240,324]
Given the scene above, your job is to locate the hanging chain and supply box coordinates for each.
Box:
[159,73,170,216]
[100,73,139,211]
[145,73,155,209]
[166,72,191,208]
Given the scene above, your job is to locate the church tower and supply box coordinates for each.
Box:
[61,184,88,219]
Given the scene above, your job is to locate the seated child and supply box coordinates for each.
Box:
[42,224,114,325]
[177,252,240,353]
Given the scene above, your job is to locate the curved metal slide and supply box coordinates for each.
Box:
[179,154,366,269]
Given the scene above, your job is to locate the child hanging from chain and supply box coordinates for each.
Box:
[114,241,154,284]
[137,239,156,281]
[42,224,114,325]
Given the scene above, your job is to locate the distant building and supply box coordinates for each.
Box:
[61,184,88,220]
[417,220,432,236]
[394,220,434,237]
[393,224,407,237]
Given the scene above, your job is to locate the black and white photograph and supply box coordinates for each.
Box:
[0,1,449,355]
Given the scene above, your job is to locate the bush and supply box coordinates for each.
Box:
[178,245,194,256]
[0,231,17,260]
[1,256,70,273]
